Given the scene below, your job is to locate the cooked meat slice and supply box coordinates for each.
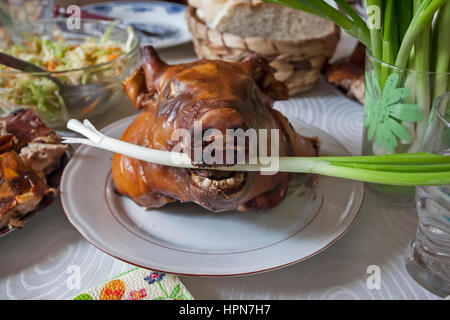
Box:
[20,137,68,175]
[0,110,66,231]
[8,217,24,229]
[0,150,48,229]
[0,134,14,154]
[0,120,9,137]
[1,109,53,150]
[326,42,365,104]
[348,76,365,104]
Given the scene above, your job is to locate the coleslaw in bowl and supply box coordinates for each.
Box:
[0,18,141,127]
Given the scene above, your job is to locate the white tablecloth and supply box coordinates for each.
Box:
[0,40,439,300]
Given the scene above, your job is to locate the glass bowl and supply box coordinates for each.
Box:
[0,18,142,128]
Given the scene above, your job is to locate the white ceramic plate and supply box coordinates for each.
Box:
[82,1,191,49]
[61,115,364,276]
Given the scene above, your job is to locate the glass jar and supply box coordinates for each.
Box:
[363,52,450,204]
[405,92,450,297]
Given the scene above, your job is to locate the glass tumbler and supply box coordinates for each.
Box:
[405,92,450,298]
[362,53,450,205]
[0,0,53,26]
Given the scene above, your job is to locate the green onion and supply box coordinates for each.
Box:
[397,0,413,42]
[265,0,450,156]
[380,0,397,86]
[258,153,450,186]
[264,0,371,47]
[395,0,446,69]
[64,119,450,187]
[264,0,448,69]
[365,0,382,73]
[264,0,327,17]
[433,2,450,101]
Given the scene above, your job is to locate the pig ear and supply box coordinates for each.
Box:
[123,66,146,108]
[142,46,168,94]
[243,55,289,101]
[123,46,168,110]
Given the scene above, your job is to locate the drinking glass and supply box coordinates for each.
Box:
[0,0,53,26]
[405,92,450,298]
[363,53,450,205]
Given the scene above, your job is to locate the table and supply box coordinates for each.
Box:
[0,37,439,300]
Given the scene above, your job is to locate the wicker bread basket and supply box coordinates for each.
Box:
[186,6,340,95]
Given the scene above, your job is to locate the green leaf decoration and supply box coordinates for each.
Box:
[383,87,411,106]
[364,71,424,152]
[381,126,398,151]
[387,118,411,142]
[73,293,93,300]
[382,72,399,98]
[178,293,189,300]
[388,104,425,122]
[157,281,169,297]
[375,127,384,148]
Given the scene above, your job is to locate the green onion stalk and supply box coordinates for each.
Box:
[264,0,450,155]
[64,119,450,187]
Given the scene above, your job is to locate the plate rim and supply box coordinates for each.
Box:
[81,0,191,50]
[60,114,365,277]
[81,0,187,10]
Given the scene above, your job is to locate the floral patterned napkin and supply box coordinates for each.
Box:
[72,268,194,300]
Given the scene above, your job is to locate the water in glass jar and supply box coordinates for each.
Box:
[412,181,450,294]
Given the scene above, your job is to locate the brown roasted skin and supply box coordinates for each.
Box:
[112,46,318,212]
[0,149,48,219]
[326,42,365,104]
[2,109,53,150]
[0,110,67,230]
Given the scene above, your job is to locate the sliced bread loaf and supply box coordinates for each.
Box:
[188,0,336,41]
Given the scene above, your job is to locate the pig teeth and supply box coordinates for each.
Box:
[191,173,245,191]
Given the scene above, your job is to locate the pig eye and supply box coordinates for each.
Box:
[162,81,177,100]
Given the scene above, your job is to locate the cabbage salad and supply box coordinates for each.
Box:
[0,23,134,120]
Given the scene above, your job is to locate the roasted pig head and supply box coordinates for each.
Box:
[112,46,318,212]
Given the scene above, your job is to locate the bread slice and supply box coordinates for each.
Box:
[188,0,336,41]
